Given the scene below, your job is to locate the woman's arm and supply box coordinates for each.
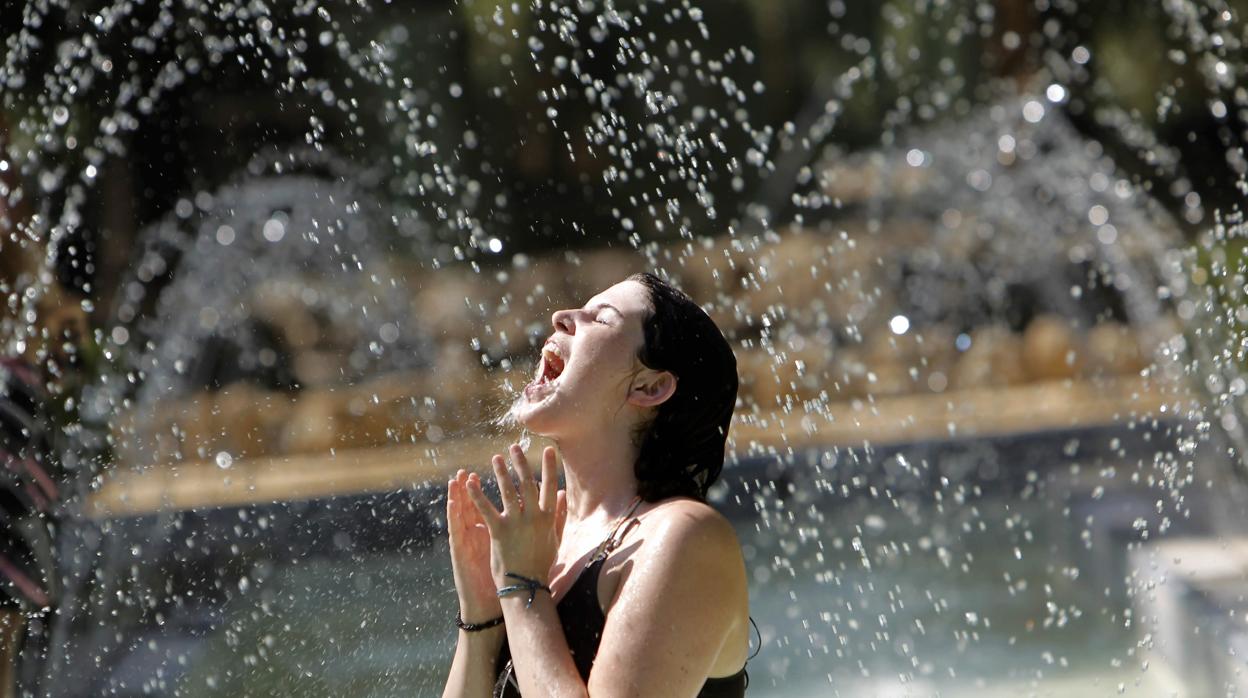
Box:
[442,623,506,698]
[466,446,748,698]
[497,589,588,697]
[585,503,747,697]
[443,470,509,698]
[465,445,584,695]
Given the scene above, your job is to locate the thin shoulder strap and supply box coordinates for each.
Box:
[587,496,643,567]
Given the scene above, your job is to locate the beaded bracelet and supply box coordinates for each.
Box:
[455,610,504,632]
[496,572,552,609]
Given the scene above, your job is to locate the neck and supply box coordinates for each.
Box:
[551,426,641,527]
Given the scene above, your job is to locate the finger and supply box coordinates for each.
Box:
[539,447,558,512]
[446,478,457,538]
[450,471,471,506]
[493,454,520,515]
[449,473,469,528]
[464,474,502,530]
[460,471,481,524]
[510,444,540,509]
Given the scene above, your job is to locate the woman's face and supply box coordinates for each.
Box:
[511,279,653,436]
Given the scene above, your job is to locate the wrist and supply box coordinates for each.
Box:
[456,609,505,633]
[491,566,550,588]
[457,593,502,616]
[496,572,553,609]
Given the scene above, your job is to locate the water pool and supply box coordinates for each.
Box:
[49,423,1205,696]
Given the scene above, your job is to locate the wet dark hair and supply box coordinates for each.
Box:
[627,272,738,502]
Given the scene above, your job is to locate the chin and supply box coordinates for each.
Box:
[506,388,562,435]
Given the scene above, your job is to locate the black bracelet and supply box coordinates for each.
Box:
[455,610,504,632]
[496,572,552,609]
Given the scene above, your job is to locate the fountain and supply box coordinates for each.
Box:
[0,1,1245,696]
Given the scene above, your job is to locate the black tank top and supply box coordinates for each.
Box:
[492,540,748,697]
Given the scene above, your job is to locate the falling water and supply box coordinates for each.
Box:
[0,1,1246,696]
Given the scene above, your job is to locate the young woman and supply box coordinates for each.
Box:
[442,272,750,697]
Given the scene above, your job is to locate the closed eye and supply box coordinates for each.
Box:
[584,302,620,325]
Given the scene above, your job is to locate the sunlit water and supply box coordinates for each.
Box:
[3,1,1247,696]
[44,420,1212,697]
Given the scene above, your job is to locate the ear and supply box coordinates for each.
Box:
[627,368,677,408]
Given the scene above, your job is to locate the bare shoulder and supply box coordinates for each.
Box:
[601,496,750,679]
[635,497,743,566]
[602,497,746,611]
[645,496,737,532]
[591,498,750,694]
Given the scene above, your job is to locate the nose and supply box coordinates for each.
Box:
[551,308,576,335]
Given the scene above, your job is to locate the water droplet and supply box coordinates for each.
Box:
[262,219,285,242]
[379,323,400,343]
[1022,100,1045,123]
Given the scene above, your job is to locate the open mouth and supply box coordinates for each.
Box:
[525,343,566,398]
[539,345,565,383]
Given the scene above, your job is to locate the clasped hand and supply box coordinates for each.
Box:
[447,444,566,618]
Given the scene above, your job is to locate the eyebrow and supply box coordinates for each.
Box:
[584,302,622,315]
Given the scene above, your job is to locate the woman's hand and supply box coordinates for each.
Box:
[465,444,566,586]
[446,469,501,623]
